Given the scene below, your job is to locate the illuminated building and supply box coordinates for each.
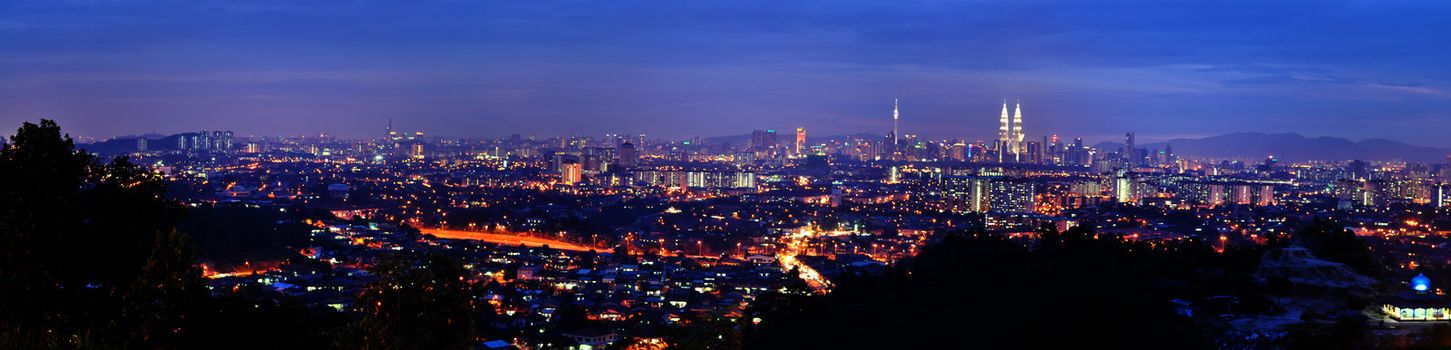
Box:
[1383,273,1451,321]
[1012,101,1024,161]
[948,142,967,161]
[989,178,1035,213]
[1115,170,1135,203]
[560,161,583,185]
[1122,132,1136,166]
[992,100,1026,162]
[1025,141,1042,164]
[997,100,1010,162]
[631,169,754,189]
[795,127,806,155]
[944,176,991,213]
[750,129,779,159]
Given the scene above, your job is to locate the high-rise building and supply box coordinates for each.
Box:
[990,178,1035,213]
[795,127,806,155]
[560,160,583,185]
[1122,132,1136,166]
[997,100,1010,162]
[617,142,638,169]
[948,141,967,161]
[750,129,778,152]
[944,176,991,213]
[210,131,233,150]
[1115,169,1135,203]
[1025,141,1042,164]
[993,100,1027,162]
[385,118,394,143]
[1012,101,1024,161]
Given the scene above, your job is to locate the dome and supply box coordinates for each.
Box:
[1413,273,1431,292]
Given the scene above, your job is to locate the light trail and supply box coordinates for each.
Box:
[777,227,832,293]
[419,227,596,252]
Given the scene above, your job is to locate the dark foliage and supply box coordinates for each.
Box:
[1293,219,1380,276]
[338,254,478,350]
[743,225,1266,349]
[0,120,205,348]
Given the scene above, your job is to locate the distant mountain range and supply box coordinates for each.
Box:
[79,133,209,154]
[1093,132,1450,163]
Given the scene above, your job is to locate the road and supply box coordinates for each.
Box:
[420,227,597,252]
[777,228,832,293]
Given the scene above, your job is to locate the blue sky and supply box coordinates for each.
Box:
[2,0,1450,145]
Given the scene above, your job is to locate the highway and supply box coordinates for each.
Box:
[420,227,597,252]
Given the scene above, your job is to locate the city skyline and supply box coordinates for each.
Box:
[9,2,1451,348]
[4,1,1451,145]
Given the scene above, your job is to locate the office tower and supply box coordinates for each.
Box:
[1114,169,1135,203]
[750,130,778,152]
[998,100,1010,161]
[1012,101,1024,162]
[1165,143,1175,165]
[1025,141,1042,164]
[1122,132,1136,166]
[136,138,147,152]
[944,176,991,212]
[989,179,1035,213]
[948,142,967,161]
[560,160,582,185]
[795,127,806,155]
[617,142,638,169]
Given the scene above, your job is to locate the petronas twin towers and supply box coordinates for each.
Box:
[998,100,1025,162]
[886,98,1025,162]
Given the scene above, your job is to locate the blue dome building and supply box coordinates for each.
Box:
[1383,273,1451,322]
[1413,273,1432,292]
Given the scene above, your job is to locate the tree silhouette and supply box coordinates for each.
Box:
[340,254,477,350]
[742,226,1252,349]
[1294,219,1379,276]
[0,120,205,347]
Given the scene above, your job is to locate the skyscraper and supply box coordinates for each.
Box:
[795,127,806,155]
[997,100,1010,162]
[618,142,638,169]
[750,130,778,152]
[1012,101,1024,162]
[1123,132,1136,166]
[994,100,1026,162]
[560,160,582,185]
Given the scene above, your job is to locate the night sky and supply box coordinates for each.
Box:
[2,1,1450,145]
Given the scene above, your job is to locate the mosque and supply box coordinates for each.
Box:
[1382,273,1451,322]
